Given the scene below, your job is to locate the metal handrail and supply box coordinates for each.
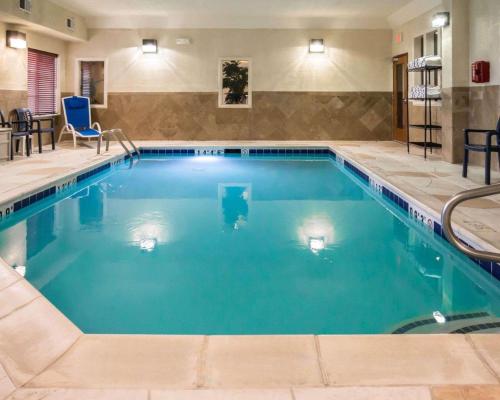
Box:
[104,129,141,160]
[441,184,500,262]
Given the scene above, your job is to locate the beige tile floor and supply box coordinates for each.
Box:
[0,141,500,400]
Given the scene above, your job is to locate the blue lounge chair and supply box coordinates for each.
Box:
[60,96,102,153]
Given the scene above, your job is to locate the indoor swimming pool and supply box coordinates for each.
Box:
[0,152,498,334]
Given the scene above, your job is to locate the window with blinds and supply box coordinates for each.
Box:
[80,61,92,98]
[27,48,58,115]
[78,60,106,106]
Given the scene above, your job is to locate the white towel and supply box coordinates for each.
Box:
[410,85,441,99]
[408,55,442,70]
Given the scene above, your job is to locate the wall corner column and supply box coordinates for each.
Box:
[441,0,470,164]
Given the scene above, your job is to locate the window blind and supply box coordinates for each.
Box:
[27,48,58,115]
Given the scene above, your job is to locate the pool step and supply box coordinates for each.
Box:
[392,312,500,334]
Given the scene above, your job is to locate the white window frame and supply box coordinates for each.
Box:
[218,57,252,109]
[74,58,108,109]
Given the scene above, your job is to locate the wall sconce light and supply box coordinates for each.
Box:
[142,39,158,54]
[6,30,27,49]
[309,39,325,53]
[432,12,450,28]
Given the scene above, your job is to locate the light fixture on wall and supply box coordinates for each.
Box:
[142,39,158,54]
[309,39,325,53]
[6,30,26,49]
[432,12,450,28]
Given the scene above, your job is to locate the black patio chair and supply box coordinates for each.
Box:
[0,109,11,128]
[32,114,56,153]
[463,117,500,185]
[10,108,35,160]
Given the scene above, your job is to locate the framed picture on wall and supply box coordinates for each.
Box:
[218,58,252,108]
[74,58,108,108]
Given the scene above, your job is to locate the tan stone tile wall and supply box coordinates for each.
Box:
[408,101,442,144]
[441,87,470,164]
[84,91,392,141]
[0,90,28,120]
[0,90,56,149]
[468,85,500,171]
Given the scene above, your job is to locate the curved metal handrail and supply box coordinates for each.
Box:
[441,184,500,262]
[103,129,141,160]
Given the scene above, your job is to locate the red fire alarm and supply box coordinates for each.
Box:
[472,61,490,83]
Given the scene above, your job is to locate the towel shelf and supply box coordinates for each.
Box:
[409,97,442,101]
[408,65,442,72]
[407,65,442,158]
[409,141,442,149]
[409,124,442,129]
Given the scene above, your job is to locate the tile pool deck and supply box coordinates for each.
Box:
[0,140,499,400]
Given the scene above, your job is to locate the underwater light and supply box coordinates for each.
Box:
[309,237,326,253]
[13,265,26,277]
[140,238,157,252]
[433,311,446,324]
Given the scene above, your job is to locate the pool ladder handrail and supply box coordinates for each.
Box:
[441,183,500,262]
[103,129,141,160]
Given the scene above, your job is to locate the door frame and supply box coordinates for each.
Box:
[392,53,409,143]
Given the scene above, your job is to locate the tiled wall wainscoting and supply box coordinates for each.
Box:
[0,90,28,117]
[1,145,499,281]
[468,84,500,171]
[89,91,392,141]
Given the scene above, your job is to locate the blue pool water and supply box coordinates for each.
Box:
[0,155,499,334]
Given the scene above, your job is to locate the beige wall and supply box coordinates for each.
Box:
[469,0,500,86]
[65,29,392,93]
[0,23,68,149]
[0,24,67,112]
[468,0,500,171]
[0,0,87,41]
[0,21,26,92]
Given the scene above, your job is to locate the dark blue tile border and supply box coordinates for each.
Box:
[451,321,500,333]
[433,220,499,278]
[140,148,195,156]
[248,148,330,156]
[76,162,111,183]
[344,161,369,184]
[13,186,56,213]
[382,186,409,213]
[392,311,489,334]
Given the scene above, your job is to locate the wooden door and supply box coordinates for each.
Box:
[392,54,408,143]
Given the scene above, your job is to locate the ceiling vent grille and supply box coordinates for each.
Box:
[19,0,32,13]
[66,17,75,31]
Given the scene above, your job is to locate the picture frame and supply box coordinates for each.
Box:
[218,58,252,108]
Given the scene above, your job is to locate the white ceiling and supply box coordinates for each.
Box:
[50,0,441,29]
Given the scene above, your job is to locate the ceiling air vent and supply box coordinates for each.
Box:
[66,17,75,31]
[19,0,32,13]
